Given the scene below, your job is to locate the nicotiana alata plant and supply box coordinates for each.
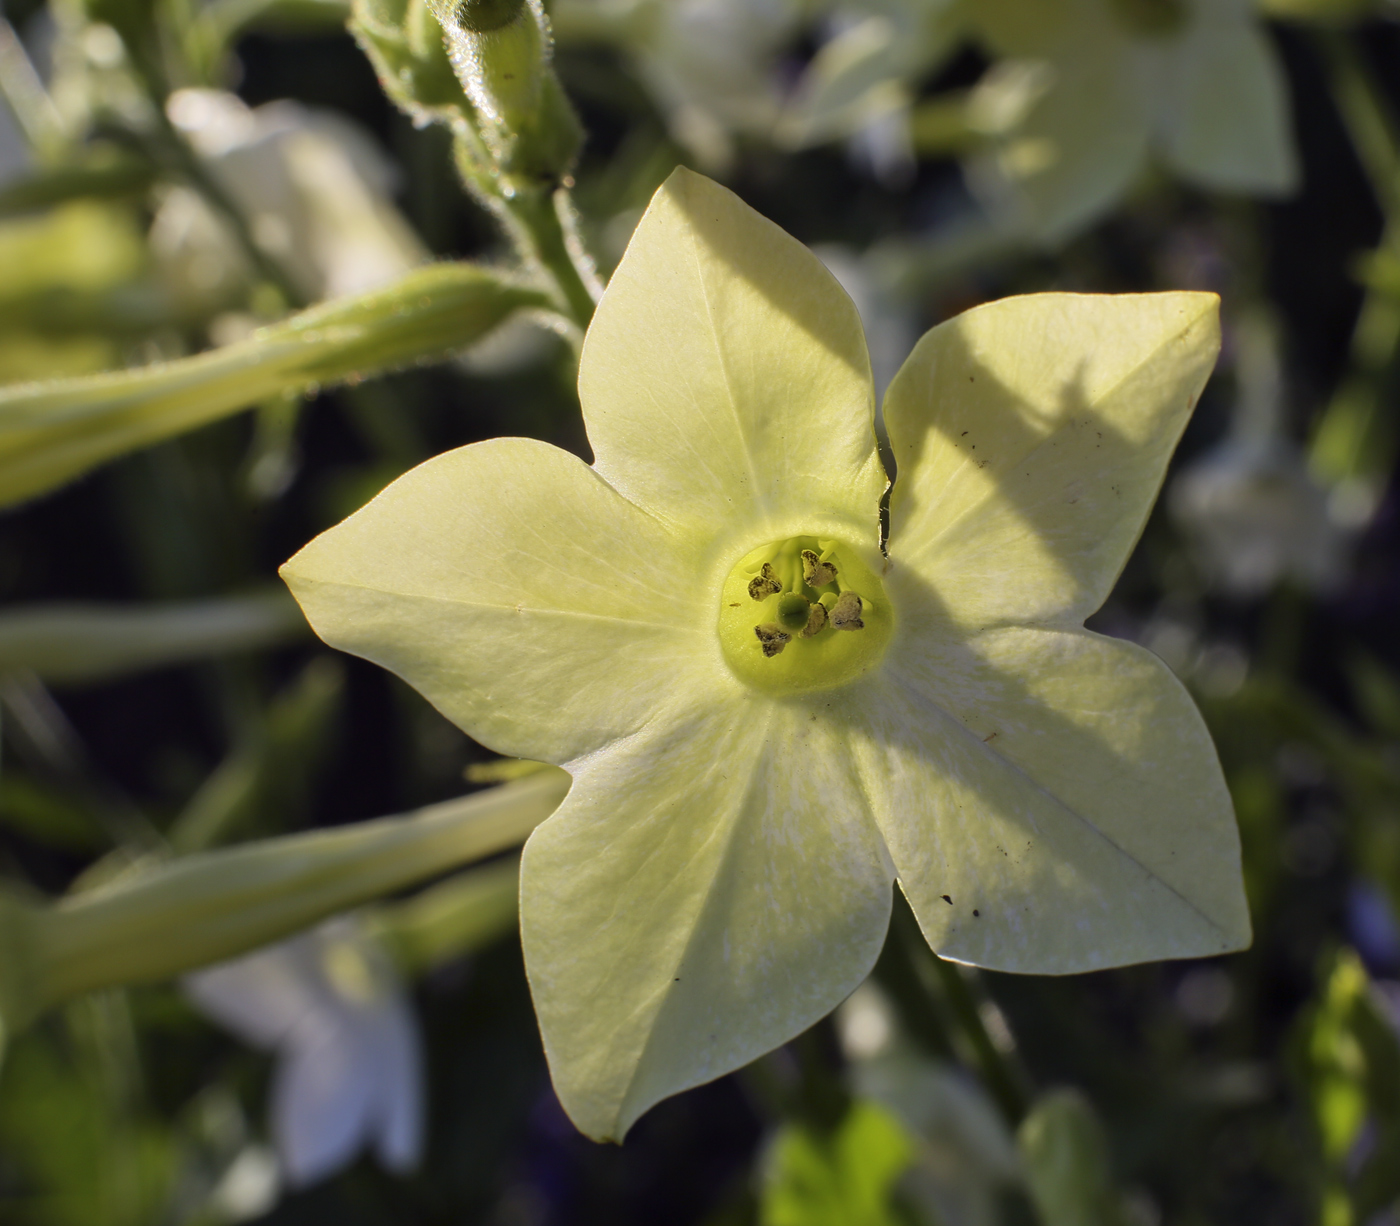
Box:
[282,167,1249,1141]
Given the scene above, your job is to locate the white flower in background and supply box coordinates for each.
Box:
[151,89,426,310]
[553,0,802,172]
[184,914,424,1189]
[963,0,1298,246]
[779,0,960,182]
[1171,316,1346,598]
[814,243,917,398]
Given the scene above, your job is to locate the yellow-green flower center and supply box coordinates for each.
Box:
[717,536,892,694]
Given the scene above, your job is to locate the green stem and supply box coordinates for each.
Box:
[29,768,569,1017]
[887,900,1030,1126]
[871,916,958,1063]
[1315,31,1400,216]
[1307,32,1400,492]
[926,952,1030,1126]
[0,18,65,157]
[500,187,601,333]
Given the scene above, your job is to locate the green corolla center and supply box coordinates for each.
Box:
[717,535,893,694]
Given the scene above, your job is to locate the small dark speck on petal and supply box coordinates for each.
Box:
[973,909,980,917]
[941,894,952,904]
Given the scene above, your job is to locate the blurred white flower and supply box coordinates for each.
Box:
[779,0,961,183]
[963,0,1298,245]
[152,89,426,310]
[184,914,424,1189]
[814,243,917,397]
[1171,315,1346,597]
[554,0,802,172]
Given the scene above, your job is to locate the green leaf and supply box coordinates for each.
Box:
[166,657,343,853]
[761,1099,915,1226]
[0,589,306,685]
[0,262,551,508]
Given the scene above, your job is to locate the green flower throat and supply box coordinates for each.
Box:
[718,536,892,694]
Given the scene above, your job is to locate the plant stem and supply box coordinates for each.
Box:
[500,187,602,333]
[1307,31,1400,496]
[887,899,1031,1126]
[926,951,1030,1126]
[1315,31,1400,217]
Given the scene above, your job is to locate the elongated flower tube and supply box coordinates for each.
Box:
[282,167,1249,1142]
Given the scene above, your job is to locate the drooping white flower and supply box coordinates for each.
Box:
[152,89,426,308]
[184,914,424,1189]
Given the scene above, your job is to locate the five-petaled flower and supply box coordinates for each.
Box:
[282,167,1249,1142]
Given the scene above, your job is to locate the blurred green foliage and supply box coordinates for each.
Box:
[1,0,1400,1221]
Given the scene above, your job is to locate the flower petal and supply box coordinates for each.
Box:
[1147,3,1298,196]
[282,437,715,763]
[883,291,1219,627]
[964,48,1148,245]
[276,1021,378,1187]
[520,695,894,1141]
[580,167,886,543]
[851,621,1249,972]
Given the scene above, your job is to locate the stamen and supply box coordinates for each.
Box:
[754,624,791,657]
[830,591,864,631]
[801,549,838,587]
[747,563,781,601]
[799,602,827,637]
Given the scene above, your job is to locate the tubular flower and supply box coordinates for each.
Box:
[281,167,1249,1142]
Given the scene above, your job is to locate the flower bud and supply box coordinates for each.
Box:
[351,0,470,128]
[429,0,582,190]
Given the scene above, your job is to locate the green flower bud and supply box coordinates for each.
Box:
[428,0,582,190]
[453,0,524,32]
[350,0,472,129]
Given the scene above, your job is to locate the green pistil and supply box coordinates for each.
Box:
[720,534,892,694]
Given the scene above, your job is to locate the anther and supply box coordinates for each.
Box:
[799,602,827,637]
[801,549,837,587]
[830,591,864,631]
[754,624,791,657]
[748,563,781,601]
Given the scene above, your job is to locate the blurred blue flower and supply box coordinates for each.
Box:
[1346,881,1400,976]
[185,914,424,1189]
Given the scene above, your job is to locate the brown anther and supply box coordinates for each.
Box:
[830,590,864,631]
[747,563,781,601]
[801,549,838,587]
[754,624,791,657]
[799,601,827,637]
